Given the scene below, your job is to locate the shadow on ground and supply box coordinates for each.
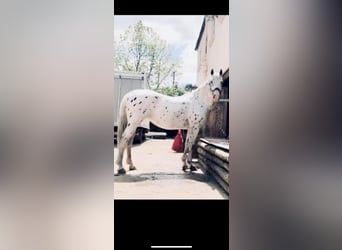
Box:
[114,171,208,183]
[114,171,228,198]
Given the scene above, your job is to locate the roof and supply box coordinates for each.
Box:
[194,17,206,51]
[222,68,229,79]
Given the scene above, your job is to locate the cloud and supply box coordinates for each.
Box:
[114,15,204,85]
[179,44,199,85]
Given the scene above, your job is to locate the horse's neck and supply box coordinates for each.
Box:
[194,83,213,107]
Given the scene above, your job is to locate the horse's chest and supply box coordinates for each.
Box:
[190,103,208,123]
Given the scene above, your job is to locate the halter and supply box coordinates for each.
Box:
[209,80,222,97]
[211,87,221,95]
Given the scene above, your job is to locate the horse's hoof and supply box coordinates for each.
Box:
[129,166,137,171]
[190,166,198,172]
[182,165,188,172]
[117,168,126,175]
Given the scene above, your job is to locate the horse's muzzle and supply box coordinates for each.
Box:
[213,88,221,102]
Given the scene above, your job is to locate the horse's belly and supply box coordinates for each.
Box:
[151,115,188,130]
[146,98,191,130]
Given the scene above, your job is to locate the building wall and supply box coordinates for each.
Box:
[195,15,229,139]
[196,15,229,85]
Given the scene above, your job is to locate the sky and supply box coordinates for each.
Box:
[114,15,204,86]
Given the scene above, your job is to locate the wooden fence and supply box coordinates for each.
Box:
[197,138,229,195]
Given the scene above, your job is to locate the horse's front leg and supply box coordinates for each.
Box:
[188,126,200,171]
[182,134,190,171]
[182,127,200,172]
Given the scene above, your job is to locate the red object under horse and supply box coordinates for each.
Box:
[172,129,184,153]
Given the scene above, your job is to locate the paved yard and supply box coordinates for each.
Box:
[114,139,227,199]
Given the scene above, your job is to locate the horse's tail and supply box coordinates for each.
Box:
[117,98,127,144]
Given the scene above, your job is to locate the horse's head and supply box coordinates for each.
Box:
[209,69,223,102]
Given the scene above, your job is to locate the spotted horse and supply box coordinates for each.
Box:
[115,69,223,175]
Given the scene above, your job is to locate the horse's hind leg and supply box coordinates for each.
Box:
[115,127,136,175]
[126,137,137,171]
[115,137,127,175]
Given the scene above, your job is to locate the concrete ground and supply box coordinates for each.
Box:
[114,139,227,199]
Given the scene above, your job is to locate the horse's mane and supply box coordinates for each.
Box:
[190,76,211,95]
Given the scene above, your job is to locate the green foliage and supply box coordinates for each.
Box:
[115,20,181,89]
[154,86,186,96]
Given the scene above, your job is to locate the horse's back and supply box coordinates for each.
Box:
[123,89,162,99]
[122,89,191,106]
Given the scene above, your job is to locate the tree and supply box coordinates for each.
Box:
[155,86,186,97]
[114,20,181,89]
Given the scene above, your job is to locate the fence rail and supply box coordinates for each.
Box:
[197,138,229,195]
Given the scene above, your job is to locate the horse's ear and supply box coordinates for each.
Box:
[219,69,223,76]
[211,69,214,75]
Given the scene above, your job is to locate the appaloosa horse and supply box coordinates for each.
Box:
[115,69,223,175]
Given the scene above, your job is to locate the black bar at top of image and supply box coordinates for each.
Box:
[114,0,229,15]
